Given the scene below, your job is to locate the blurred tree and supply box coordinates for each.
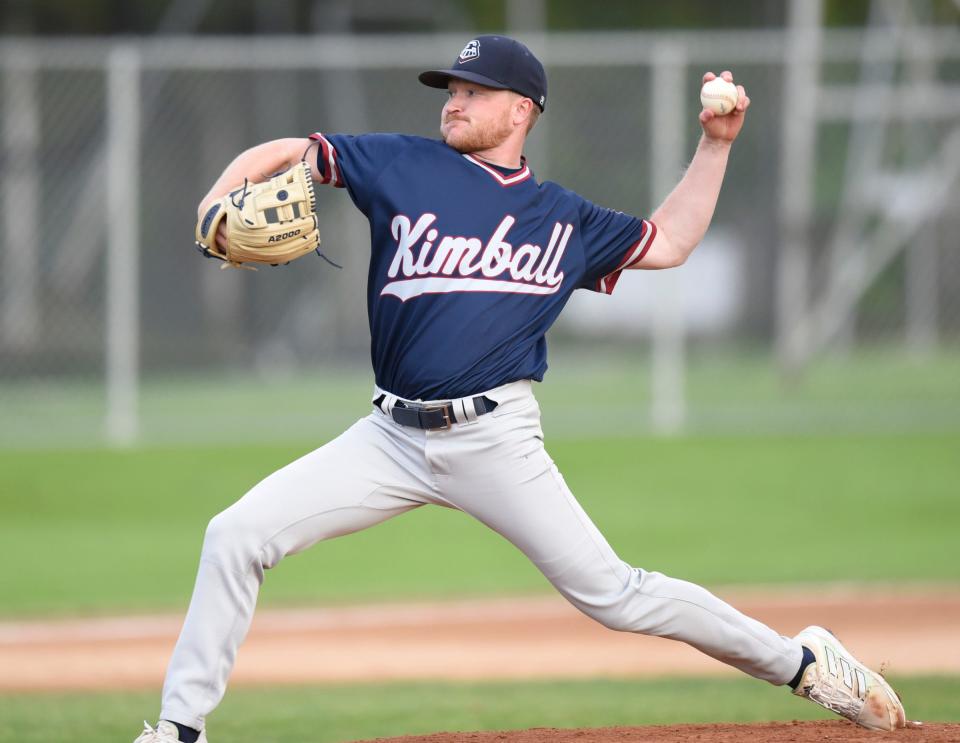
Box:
[15,0,167,35]
[548,0,787,29]
[4,0,34,33]
[3,0,957,37]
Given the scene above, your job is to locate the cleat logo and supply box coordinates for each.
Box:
[855,669,867,700]
[839,658,854,690]
[824,646,839,678]
[824,644,867,701]
[458,40,479,64]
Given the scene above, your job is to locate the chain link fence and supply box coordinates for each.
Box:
[1,29,958,447]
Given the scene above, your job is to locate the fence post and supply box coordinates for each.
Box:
[650,41,687,435]
[105,44,141,446]
[1,45,41,351]
[776,0,822,380]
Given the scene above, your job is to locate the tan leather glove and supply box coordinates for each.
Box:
[195,161,320,270]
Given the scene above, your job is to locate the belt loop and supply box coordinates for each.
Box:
[383,393,398,414]
[448,399,464,425]
[460,397,478,424]
[372,387,399,416]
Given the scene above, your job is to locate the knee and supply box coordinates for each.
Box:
[565,568,653,633]
[201,506,267,572]
[560,587,637,632]
[583,604,635,633]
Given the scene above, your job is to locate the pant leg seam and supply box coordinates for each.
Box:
[632,587,802,683]
[544,452,627,584]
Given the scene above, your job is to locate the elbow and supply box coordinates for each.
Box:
[662,230,702,267]
[646,221,695,269]
[639,219,703,270]
[657,242,692,269]
[667,249,689,268]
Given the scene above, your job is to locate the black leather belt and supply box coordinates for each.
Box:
[374,394,498,430]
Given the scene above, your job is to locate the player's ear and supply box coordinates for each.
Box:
[513,96,534,127]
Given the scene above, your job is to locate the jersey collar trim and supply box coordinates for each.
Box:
[462,153,532,187]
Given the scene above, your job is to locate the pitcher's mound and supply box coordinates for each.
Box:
[359,720,952,742]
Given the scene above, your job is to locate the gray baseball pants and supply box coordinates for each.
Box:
[161,380,802,730]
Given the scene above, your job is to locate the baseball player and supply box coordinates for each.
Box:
[135,35,908,743]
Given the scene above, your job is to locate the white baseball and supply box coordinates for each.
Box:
[700,77,739,116]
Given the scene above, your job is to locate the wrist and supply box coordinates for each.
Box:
[700,134,732,152]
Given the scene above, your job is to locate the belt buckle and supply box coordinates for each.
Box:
[423,403,453,430]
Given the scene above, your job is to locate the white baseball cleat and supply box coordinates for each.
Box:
[792,625,907,731]
[133,720,208,743]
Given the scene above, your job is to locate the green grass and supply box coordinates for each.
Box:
[1,433,958,617]
[0,676,956,743]
[3,347,959,448]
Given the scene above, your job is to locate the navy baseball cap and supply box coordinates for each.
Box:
[419,35,547,111]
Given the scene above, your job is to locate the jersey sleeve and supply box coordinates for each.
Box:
[308,132,409,213]
[576,196,658,294]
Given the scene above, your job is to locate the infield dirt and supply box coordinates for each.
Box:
[359,721,957,742]
[1,585,957,692]
[3,587,958,742]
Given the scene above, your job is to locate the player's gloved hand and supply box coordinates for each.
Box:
[195,161,321,270]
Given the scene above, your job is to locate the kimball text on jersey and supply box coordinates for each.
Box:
[382,213,570,301]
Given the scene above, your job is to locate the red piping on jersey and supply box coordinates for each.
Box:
[462,154,532,187]
[309,132,344,188]
[596,220,657,295]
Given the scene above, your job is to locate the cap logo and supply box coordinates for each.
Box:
[458,39,479,64]
[539,95,545,106]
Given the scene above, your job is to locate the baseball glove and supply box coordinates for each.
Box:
[195,160,321,270]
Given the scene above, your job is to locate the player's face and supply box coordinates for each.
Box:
[440,80,516,154]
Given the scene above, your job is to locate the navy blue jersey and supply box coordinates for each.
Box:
[310,132,657,400]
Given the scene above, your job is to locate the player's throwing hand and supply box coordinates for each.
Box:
[699,71,750,144]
